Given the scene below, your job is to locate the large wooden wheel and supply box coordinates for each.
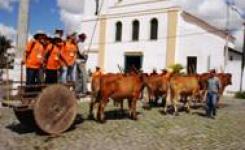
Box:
[14,109,37,128]
[34,84,77,134]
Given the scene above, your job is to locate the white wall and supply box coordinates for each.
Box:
[175,12,244,92]
[87,53,98,72]
[80,0,176,72]
[225,51,244,92]
[108,0,176,15]
[104,12,168,73]
[176,12,225,73]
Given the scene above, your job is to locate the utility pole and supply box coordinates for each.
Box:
[16,0,30,59]
[224,3,230,71]
[95,0,99,15]
[13,0,30,84]
[240,23,245,91]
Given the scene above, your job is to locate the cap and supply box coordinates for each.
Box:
[34,31,47,40]
[78,33,87,41]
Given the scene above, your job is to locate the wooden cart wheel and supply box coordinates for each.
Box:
[34,84,77,134]
[14,109,37,128]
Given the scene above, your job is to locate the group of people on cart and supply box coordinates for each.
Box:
[22,29,90,94]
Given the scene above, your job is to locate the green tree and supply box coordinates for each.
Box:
[0,34,14,69]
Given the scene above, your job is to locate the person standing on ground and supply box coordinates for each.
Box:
[206,69,221,119]
[75,33,88,95]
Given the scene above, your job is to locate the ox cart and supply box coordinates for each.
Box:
[1,65,79,135]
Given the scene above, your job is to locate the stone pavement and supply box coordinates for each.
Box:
[0,96,244,150]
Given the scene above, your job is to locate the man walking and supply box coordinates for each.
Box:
[206,69,221,119]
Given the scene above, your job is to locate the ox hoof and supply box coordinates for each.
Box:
[185,109,191,113]
[132,116,138,121]
[88,114,95,120]
[149,101,155,107]
[162,111,167,115]
[97,119,106,124]
[174,112,179,116]
[143,105,151,110]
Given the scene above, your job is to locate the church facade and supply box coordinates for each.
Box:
[80,0,241,92]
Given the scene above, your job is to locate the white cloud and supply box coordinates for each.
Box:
[174,0,245,50]
[0,0,17,12]
[59,9,83,32]
[0,23,16,41]
[57,0,84,32]
[57,0,84,14]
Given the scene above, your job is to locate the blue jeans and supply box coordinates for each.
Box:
[45,69,58,84]
[26,68,40,85]
[61,65,76,83]
[206,92,218,117]
[26,68,40,92]
[75,62,88,94]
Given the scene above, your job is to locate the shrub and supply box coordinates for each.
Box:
[169,64,184,74]
[235,91,245,99]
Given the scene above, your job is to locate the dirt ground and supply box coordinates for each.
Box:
[0,96,245,150]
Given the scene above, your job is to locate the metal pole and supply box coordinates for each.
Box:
[95,0,99,15]
[240,23,245,91]
[20,62,23,101]
[224,4,230,70]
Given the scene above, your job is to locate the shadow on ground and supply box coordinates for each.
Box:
[6,123,37,134]
[6,114,86,136]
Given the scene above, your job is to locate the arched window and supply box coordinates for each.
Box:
[150,18,158,40]
[115,21,122,42]
[132,20,140,41]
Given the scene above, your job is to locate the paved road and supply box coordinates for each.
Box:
[0,97,244,150]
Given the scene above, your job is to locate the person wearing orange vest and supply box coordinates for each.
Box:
[23,32,47,86]
[44,37,67,84]
[61,33,78,83]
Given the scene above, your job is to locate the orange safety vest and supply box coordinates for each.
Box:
[61,41,78,66]
[25,40,45,69]
[46,44,63,70]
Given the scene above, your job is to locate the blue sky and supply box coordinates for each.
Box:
[0,0,63,34]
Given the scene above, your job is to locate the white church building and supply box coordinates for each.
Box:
[79,0,242,92]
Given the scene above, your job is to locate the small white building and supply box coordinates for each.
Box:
[79,0,243,93]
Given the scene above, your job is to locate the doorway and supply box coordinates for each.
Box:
[125,54,143,72]
[187,56,197,74]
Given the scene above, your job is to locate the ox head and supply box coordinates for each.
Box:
[224,73,232,85]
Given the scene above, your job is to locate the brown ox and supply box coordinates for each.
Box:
[144,73,170,107]
[216,73,232,95]
[166,75,201,115]
[89,73,123,118]
[96,74,145,122]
